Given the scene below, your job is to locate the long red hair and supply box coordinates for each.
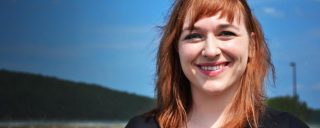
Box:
[153,0,275,127]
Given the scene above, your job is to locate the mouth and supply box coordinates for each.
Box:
[196,62,230,76]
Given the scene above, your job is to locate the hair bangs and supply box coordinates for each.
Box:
[187,0,245,30]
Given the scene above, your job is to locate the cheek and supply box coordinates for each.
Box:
[178,43,203,78]
[221,40,249,60]
[178,44,201,63]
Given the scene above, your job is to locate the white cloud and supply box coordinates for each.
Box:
[262,7,285,17]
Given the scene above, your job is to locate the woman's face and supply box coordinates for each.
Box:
[178,12,250,95]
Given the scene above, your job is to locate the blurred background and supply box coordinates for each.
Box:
[0,0,319,127]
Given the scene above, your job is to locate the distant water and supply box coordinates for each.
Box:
[0,120,127,128]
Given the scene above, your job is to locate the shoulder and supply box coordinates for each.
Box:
[260,107,309,128]
[125,114,159,128]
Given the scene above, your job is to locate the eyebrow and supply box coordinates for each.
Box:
[217,24,240,31]
[182,23,240,32]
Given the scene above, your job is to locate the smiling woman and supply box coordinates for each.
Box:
[125,0,309,128]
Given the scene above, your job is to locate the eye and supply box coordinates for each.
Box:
[218,31,236,37]
[184,33,203,41]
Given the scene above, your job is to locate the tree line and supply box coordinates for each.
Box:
[0,69,318,123]
[0,69,154,121]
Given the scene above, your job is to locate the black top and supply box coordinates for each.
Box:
[125,108,309,128]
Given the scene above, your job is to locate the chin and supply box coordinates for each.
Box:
[200,84,230,95]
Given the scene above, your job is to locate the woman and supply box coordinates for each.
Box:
[126,0,308,127]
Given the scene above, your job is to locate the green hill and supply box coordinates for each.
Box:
[1,69,318,123]
[0,69,155,121]
[267,96,320,123]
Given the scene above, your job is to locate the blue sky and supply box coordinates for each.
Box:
[0,0,319,109]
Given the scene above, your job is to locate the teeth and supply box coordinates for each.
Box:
[200,64,224,71]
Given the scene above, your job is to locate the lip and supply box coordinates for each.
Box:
[196,62,230,77]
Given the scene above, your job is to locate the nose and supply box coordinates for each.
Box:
[202,36,221,58]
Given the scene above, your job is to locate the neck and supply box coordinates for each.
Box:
[187,83,239,128]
